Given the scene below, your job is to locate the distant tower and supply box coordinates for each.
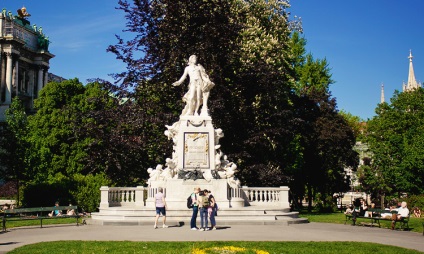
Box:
[380,83,385,103]
[403,50,421,92]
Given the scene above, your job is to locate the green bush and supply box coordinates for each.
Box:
[71,173,111,213]
[22,181,75,207]
[0,180,18,199]
[314,193,336,213]
[403,194,424,211]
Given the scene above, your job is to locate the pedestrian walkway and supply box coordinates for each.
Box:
[0,222,423,253]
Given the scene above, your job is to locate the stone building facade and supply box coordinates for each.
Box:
[0,7,55,121]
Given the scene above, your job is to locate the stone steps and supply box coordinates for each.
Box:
[89,206,308,226]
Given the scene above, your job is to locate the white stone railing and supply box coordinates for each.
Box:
[99,185,289,209]
[100,186,146,208]
[240,186,290,207]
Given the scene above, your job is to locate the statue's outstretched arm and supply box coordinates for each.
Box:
[173,67,189,86]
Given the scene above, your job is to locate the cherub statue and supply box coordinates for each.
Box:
[163,158,177,179]
[147,164,164,186]
[214,128,224,145]
[202,169,213,182]
[164,121,180,143]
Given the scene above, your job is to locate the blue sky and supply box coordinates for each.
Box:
[4,1,423,120]
[290,0,424,120]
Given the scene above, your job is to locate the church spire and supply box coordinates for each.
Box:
[380,83,385,103]
[403,50,420,92]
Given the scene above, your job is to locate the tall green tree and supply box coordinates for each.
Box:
[26,78,86,183]
[290,32,358,210]
[339,110,365,142]
[1,98,29,202]
[74,81,150,185]
[109,0,302,186]
[366,88,424,196]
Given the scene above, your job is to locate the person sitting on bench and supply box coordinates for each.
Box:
[48,201,62,217]
[67,203,76,216]
[391,201,409,230]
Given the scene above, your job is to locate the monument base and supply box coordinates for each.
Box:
[147,179,244,209]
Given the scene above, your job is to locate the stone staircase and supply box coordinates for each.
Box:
[89,206,308,226]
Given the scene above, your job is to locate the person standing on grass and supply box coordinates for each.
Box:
[190,187,200,230]
[154,187,168,229]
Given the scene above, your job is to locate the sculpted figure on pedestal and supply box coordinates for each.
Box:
[172,55,215,116]
[147,165,163,186]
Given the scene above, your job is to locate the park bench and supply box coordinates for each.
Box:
[2,205,80,231]
[344,208,409,230]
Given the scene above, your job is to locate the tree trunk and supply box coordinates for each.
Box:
[307,184,312,212]
[380,193,385,209]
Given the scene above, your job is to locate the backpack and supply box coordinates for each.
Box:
[187,194,193,209]
[201,196,210,207]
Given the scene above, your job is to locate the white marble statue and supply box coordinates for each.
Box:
[215,128,224,145]
[147,164,163,186]
[172,55,215,116]
[164,158,178,178]
[164,121,180,144]
[202,169,213,182]
[225,162,240,188]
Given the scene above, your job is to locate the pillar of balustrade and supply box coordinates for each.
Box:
[99,186,110,209]
[135,186,145,207]
[279,186,290,209]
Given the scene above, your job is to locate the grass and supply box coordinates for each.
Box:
[8,241,424,254]
[5,212,424,253]
[3,217,83,229]
[299,211,424,233]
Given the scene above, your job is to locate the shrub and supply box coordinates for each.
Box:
[403,195,424,211]
[71,173,111,213]
[0,180,18,198]
[314,193,336,213]
[22,181,74,207]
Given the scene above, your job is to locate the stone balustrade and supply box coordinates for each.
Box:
[240,186,289,207]
[100,186,145,208]
[100,185,289,209]
[2,19,39,51]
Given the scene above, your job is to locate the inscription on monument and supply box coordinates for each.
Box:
[184,132,209,168]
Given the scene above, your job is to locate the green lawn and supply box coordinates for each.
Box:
[8,241,424,254]
[3,217,83,229]
[299,211,424,233]
[5,213,424,253]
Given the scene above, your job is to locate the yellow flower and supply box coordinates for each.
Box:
[191,245,269,254]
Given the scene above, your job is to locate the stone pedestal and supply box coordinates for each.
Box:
[147,179,244,209]
[176,115,215,172]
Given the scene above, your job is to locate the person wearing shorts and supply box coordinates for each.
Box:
[154,187,168,229]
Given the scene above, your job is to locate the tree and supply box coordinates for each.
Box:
[15,79,152,208]
[108,0,301,187]
[357,158,390,208]
[74,81,150,185]
[26,78,86,183]
[290,32,359,211]
[339,110,365,142]
[26,79,151,186]
[366,88,424,196]
[0,98,29,202]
